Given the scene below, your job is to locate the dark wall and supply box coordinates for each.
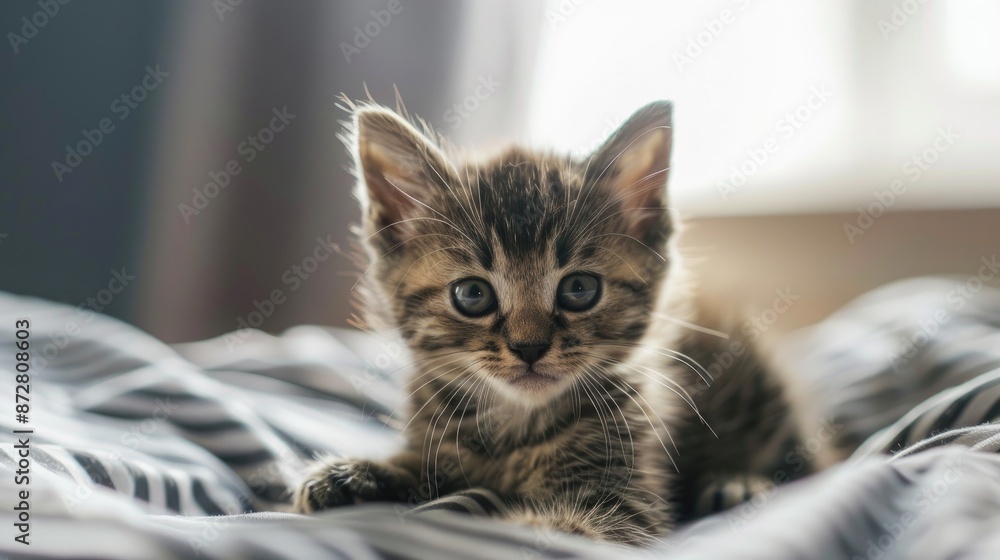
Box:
[1,1,540,342]
[0,1,172,321]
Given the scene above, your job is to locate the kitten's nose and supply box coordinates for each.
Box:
[509,342,550,365]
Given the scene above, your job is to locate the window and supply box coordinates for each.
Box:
[528,0,1000,215]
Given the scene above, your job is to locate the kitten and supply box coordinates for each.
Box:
[294,100,817,544]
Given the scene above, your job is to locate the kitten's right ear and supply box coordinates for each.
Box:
[353,107,456,239]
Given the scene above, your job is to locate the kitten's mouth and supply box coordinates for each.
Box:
[508,367,559,390]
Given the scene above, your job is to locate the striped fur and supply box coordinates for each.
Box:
[295,101,809,543]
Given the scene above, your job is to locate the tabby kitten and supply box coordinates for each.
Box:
[294,100,814,543]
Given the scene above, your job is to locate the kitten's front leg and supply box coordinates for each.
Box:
[294,452,422,513]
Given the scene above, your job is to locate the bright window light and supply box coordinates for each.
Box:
[944,0,1000,87]
[527,1,850,213]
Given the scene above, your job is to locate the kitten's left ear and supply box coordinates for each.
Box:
[353,106,459,241]
[586,101,673,238]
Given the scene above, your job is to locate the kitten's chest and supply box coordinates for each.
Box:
[462,399,654,496]
[466,440,563,496]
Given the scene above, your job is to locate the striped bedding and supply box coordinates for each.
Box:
[2,276,1000,559]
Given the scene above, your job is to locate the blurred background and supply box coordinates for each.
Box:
[1,0,998,343]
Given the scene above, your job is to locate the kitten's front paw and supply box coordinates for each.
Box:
[294,458,402,513]
[696,473,774,515]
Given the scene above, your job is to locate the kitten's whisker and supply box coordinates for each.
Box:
[384,349,468,382]
[585,246,648,284]
[417,372,471,461]
[591,341,714,385]
[650,312,730,340]
[586,366,678,473]
[584,205,668,233]
[457,161,489,247]
[589,232,666,262]
[577,373,615,462]
[386,354,471,423]
[463,146,491,249]
[388,246,465,298]
[580,369,638,490]
[399,362,476,434]
[580,351,698,411]
[382,176,475,247]
[420,374,471,488]
[446,372,488,490]
[478,383,499,437]
[363,216,459,242]
[425,369,482,497]
[379,354,471,426]
[583,350,693,400]
[571,126,671,228]
[472,379,497,464]
[629,365,702,423]
[569,378,584,425]
[586,350,719,440]
[573,169,669,242]
[576,373,616,465]
[353,232,465,291]
[606,372,682,461]
[581,370,624,457]
[426,159,489,247]
[580,369,635,472]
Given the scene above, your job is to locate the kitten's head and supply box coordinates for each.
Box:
[351,101,674,405]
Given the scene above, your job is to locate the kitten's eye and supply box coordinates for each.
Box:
[451,278,497,317]
[557,273,601,312]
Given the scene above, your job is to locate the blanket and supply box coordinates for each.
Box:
[2,277,1000,559]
